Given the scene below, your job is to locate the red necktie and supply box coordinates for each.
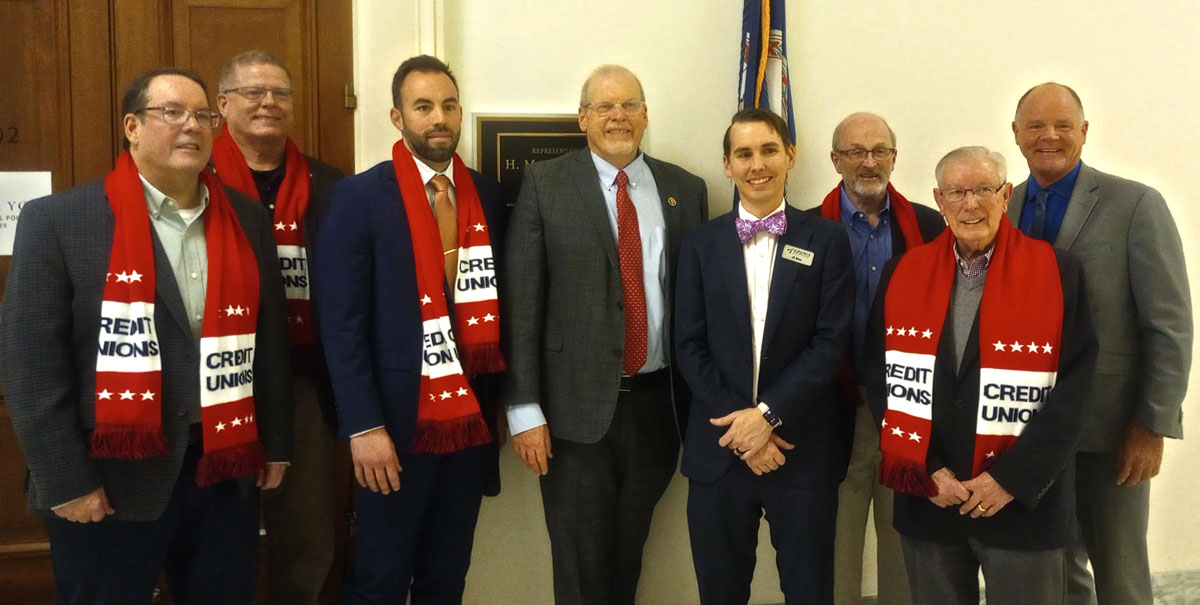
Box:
[616,170,647,376]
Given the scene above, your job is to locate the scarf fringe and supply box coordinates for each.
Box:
[195,441,266,487]
[879,455,937,497]
[411,414,492,454]
[463,342,507,375]
[90,425,168,459]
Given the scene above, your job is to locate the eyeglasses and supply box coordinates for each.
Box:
[223,87,294,103]
[582,100,645,115]
[940,184,1005,204]
[835,147,896,162]
[138,106,222,128]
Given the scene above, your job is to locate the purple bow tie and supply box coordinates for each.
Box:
[735,211,787,244]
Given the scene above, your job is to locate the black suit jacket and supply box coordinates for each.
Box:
[865,248,1097,549]
[675,206,855,485]
[1,179,293,521]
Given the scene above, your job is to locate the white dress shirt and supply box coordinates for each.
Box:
[740,199,786,401]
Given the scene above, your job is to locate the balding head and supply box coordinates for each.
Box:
[829,112,898,211]
[579,65,645,107]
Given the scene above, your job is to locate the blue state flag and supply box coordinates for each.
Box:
[738,0,796,143]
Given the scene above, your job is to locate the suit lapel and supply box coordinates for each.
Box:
[761,207,812,354]
[572,151,619,270]
[715,214,753,336]
[151,230,194,342]
[645,155,683,256]
[1052,164,1100,252]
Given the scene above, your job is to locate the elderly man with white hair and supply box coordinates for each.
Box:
[865,146,1098,604]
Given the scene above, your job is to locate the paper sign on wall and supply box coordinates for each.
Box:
[0,172,52,255]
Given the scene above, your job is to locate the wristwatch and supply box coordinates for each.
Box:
[757,402,782,428]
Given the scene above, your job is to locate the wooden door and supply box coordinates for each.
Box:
[0,1,353,601]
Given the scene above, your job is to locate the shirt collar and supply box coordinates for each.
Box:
[838,184,890,225]
[592,150,648,191]
[1027,160,1081,201]
[411,148,457,189]
[738,198,788,221]
[952,239,995,277]
[140,175,210,218]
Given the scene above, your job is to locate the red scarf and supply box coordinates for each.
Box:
[211,126,314,372]
[392,140,504,453]
[822,182,933,407]
[879,220,1063,496]
[95,152,265,486]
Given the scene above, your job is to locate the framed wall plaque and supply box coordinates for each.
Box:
[475,114,588,206]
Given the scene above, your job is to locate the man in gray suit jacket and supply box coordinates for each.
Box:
[503,64,707,604]
[1008,82,1192,605]
[0,68,292,604]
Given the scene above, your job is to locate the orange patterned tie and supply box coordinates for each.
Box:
[431,174,457,296]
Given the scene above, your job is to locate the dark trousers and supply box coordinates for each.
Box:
[902,535,1066,604]
[539,380,679,605]
[1067,451,1153,605]
[44,445,260,605]
[262,376,338,605]
[688,465,838,605]
[343,444,488,605]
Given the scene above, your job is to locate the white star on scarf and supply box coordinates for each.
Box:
[98,389,113,400]
[115,271,132,283]
[482,313,496,322]
[289,222,298,231]
[906,327,917,337]
[1027,341,1038,353]
[127,270,143,282]
[473,223,486,232]
[275,222,287,231]
[421,295,432,305]
[891,426,904,437]
[908,431,922,442]
[456,387,468,396]
[467,316,480,326]
[1041,343,1053,354]
[232,417,243,427]
[141,390,155,400]
[993,340,1007,352]
[440,391,453,400]
[887,326,895,335]
[986,450,996,458]
[1010,341,1024,353]
[119,390,134,400]
[922,329,933,339]
[216,422,226,432]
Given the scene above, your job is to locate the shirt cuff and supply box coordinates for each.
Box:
[51,492,90,511]
[506,403,547,436]
[350,425,386,438]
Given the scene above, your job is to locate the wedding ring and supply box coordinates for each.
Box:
[976,504,989,513]
[733,448,744,455]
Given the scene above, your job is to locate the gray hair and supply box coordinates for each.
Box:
[934,146,1007,186]
[579,65,645,107]
[831,112,897,150]
[218,50,293,92]
[1014,82,1085,121]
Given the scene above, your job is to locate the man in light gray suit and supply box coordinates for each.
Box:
[503,64,707,604]
[1,68,292,604]
[1008,82,1192,605]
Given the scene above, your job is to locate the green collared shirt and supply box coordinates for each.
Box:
[140,176,209,421]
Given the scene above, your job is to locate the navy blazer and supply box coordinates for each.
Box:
[313,161,506,448]
[675,206,854,485]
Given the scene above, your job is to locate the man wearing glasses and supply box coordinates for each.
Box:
[503,64,707,604]
[865,146,1096,603]
[211,50,344,605]
[815,112,944,605]
[1,68,292,604]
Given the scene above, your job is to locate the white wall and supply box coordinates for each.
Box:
[355,1,1200,602]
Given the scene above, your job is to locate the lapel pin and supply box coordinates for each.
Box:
[667,196,677,207]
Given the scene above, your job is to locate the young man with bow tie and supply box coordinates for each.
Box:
[674,108,854,604]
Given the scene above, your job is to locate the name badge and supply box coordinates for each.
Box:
[782,244,814,266]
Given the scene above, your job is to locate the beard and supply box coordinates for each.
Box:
[403,125,460,164]
[847,172,888,202]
